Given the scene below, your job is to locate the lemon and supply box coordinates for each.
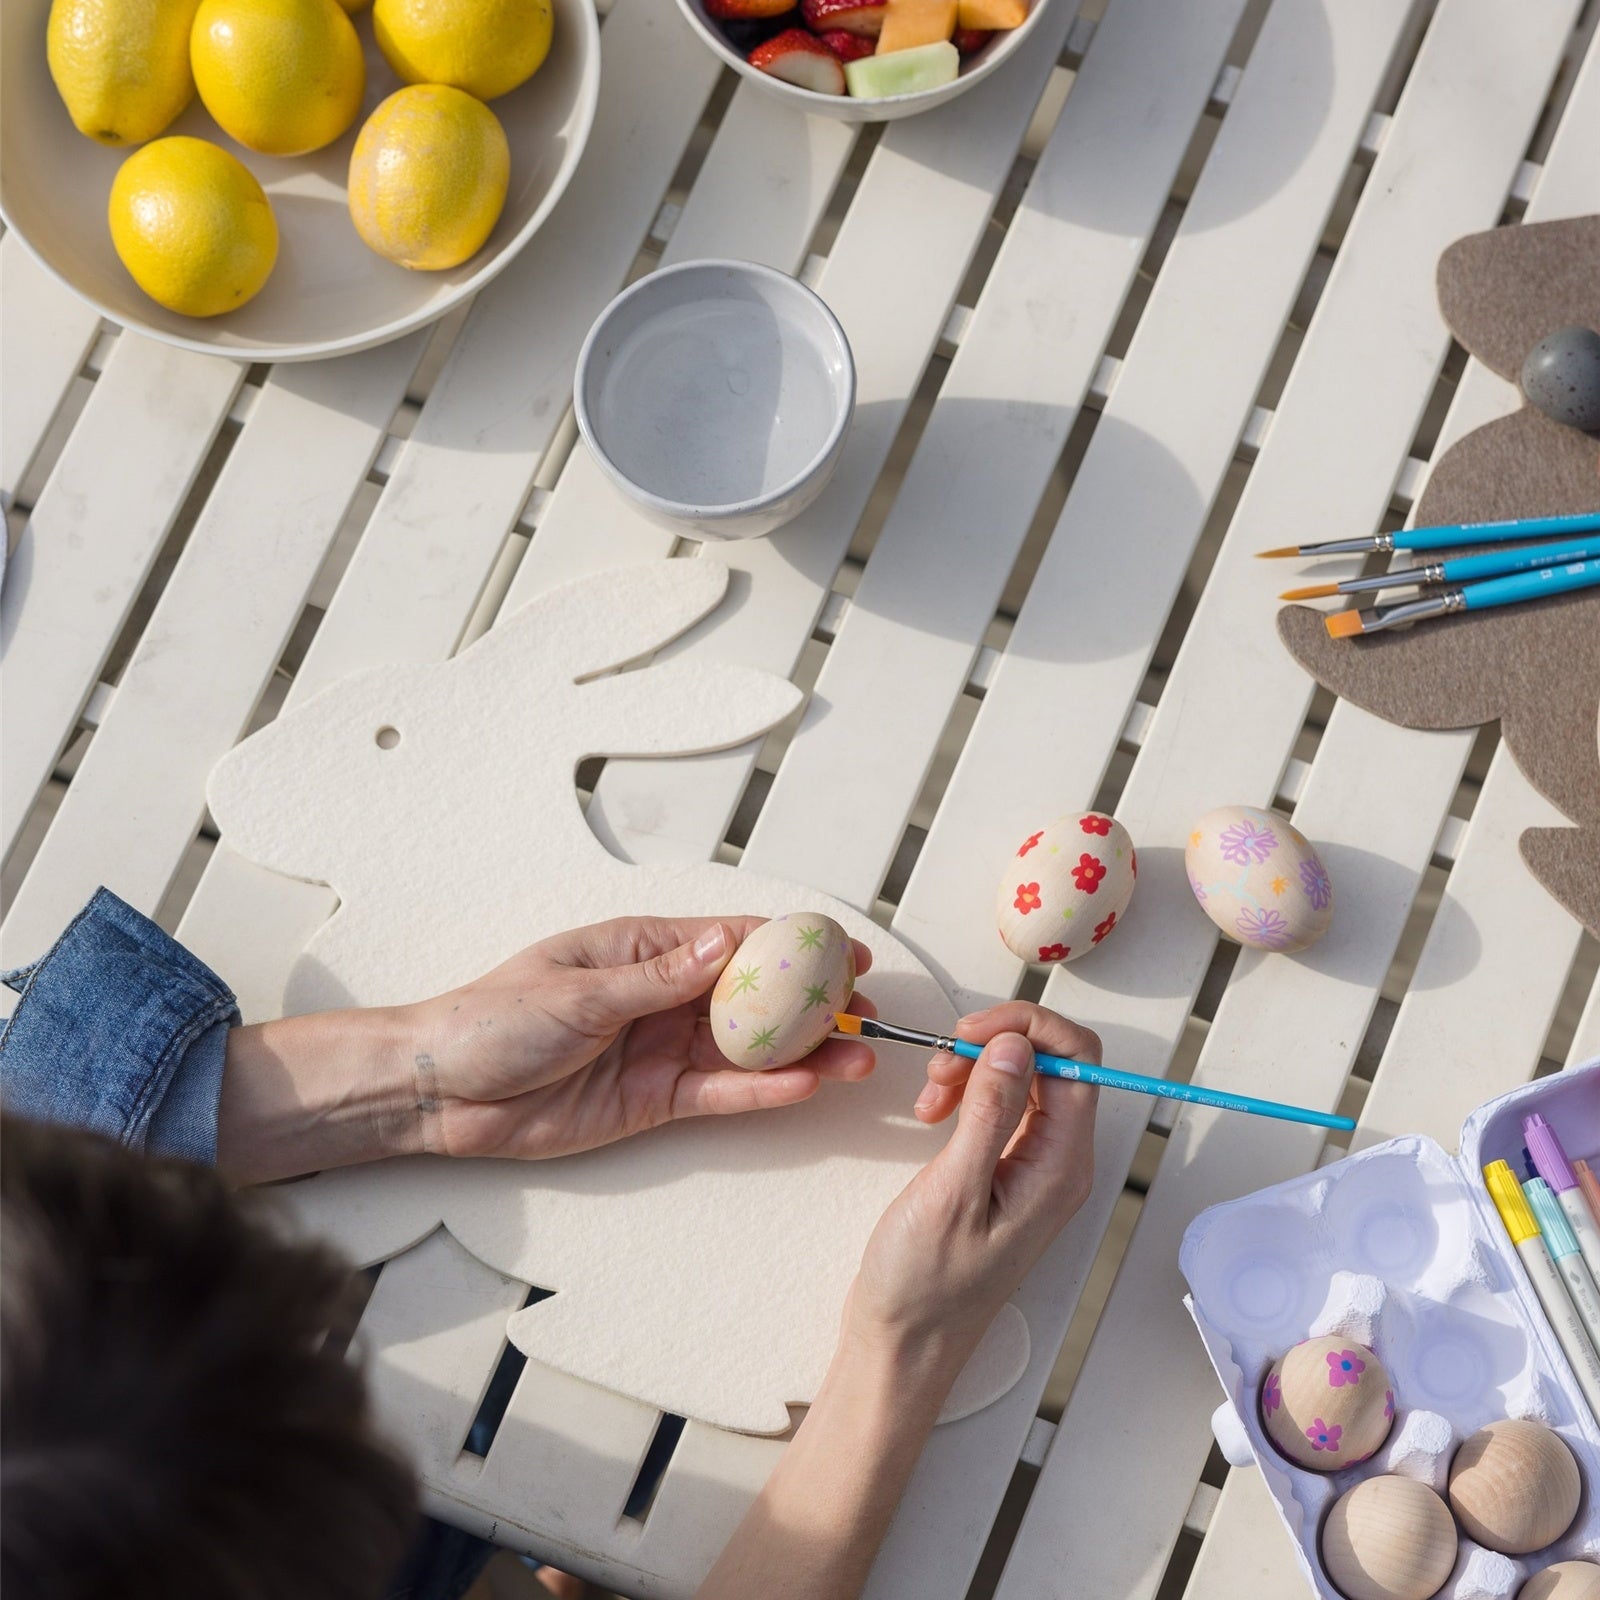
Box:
[109,136,278,315]
[372,0,552,101]
[47,0,202,146]
[348,85,509,271]
[191,0,365,156]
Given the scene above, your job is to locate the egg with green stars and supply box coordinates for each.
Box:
[710,914,856,1070]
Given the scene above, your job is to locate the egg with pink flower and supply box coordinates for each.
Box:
[1261,1335,1394,1472]
[994,811,1136,965]
[1185,804,1333,953]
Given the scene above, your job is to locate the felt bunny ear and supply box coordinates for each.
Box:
[464,560,735,685]
[571,660,802,762]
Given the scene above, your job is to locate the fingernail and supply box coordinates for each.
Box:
[694,925,728,963]
[914,1083,937,1113]
[988,1034,1032,1078]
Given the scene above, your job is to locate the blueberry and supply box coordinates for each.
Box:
[720,15,789,51]
[1521,326,1600,433]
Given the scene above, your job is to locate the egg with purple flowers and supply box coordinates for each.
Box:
[710,914,855,1070]
[1185,805,1333,953]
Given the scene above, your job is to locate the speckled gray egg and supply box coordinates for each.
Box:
[1521,327,1600,432]
[710,914,855,1070]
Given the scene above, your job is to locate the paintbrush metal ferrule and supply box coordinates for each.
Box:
[1347,590,1464,635]
[1291,531,1398,559]
[1333,561,1446,596]
[844,1016,960,1053]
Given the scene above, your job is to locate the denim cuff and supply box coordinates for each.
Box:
[0,888,240,1165]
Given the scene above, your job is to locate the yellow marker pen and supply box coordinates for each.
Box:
[1485,1160,1600,1422]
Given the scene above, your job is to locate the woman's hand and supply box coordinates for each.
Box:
[695,1001,1100,1600]
[218,916,876,1183]
[843,1002,1099,1381]
[408,917,876,1159]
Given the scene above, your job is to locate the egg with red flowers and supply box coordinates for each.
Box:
[994,812,1136,964]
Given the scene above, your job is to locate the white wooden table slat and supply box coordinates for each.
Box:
[172,0,723,1018]
[0,334,427,966]
[496,88,866,606]
[1184,39,1600,1583]
[1183,1468,1318,1600]
[992,0,1584,1592]
[891,0,1415,1011]
[1,236,105,508]
[739,0,1250,905]
[516,0,1086,870]
[1569,976,1600,1067]
[1,336,243,862]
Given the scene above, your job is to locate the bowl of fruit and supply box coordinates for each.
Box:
[1,0,600,361]
[677,0,1043,119]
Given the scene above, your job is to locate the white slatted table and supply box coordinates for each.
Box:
[4,0,1597,1593]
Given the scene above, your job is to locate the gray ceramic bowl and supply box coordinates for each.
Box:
[574,259,855,541]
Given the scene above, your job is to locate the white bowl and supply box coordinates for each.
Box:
[574,259,854,541]
[0,0,600,362]
[673,0,1051,122]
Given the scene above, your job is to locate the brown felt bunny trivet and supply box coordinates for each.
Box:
[1279,215,1600,938]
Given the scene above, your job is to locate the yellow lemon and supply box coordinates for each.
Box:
[108,136,278,315]
[372,0,552,101]
[347,85,509,270]
[47,0,202,146]
[191,0,364,156]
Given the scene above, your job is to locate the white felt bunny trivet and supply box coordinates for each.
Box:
[207,560,1029,1434]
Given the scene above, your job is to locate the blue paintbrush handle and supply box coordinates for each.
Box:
[1442,537,1600,584]
[946,1039,1355,1132]
[1403,510,1600,552]
[1460,558,1600,611]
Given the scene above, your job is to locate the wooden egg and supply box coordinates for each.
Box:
[1448,1419,1581,1555]
[1185,804,1333,952]
[710,914,855,1071]
[1261,1336,1395,1471]
[1520,1563,1600,1600]
[1321,1476,1458,1600]
[994,812,1136,965]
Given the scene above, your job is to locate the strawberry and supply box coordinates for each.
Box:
[816,26,875,59]
[801,0,886,35]
[707,0,794,21]
[951,24,991,51]
[748,27,846,92]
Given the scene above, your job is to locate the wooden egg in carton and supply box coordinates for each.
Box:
[1181,1064,1600,1600]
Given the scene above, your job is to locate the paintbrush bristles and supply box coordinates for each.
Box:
[1256,546,1300,559]
[1281,584,1339,601]
[832,1011,863,1035]
[1325,610,1365,638]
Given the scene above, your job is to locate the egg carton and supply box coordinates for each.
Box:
[1182,1061,1600,1600]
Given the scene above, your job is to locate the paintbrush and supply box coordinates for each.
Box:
[1326,558,1600,638]
[832,1013,1355,1132]
[1258,508,1600,560]
[1281,536,1600,601]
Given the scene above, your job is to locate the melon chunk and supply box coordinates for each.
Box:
[845,38,958,95]
[956,0,1025,28]
[876,0,955,53]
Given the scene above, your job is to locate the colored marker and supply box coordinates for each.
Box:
[1485,1162,1600,1421]
[1526,1178,1600,1361]
[1525,1114,1600,1286]
[1577,1160,1600,1232]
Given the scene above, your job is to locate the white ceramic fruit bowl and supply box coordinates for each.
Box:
[0,0,600,362]
[673,0,1050,122]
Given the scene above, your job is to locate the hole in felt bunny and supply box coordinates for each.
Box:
[375,726,401,750]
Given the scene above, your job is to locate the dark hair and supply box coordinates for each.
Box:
[0,1116,417,1600]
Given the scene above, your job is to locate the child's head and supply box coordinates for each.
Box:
[0,1115,417,1600]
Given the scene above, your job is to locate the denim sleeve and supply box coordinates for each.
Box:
[0,888,240,1165]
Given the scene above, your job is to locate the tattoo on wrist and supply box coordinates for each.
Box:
[414,1051,442,1155]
